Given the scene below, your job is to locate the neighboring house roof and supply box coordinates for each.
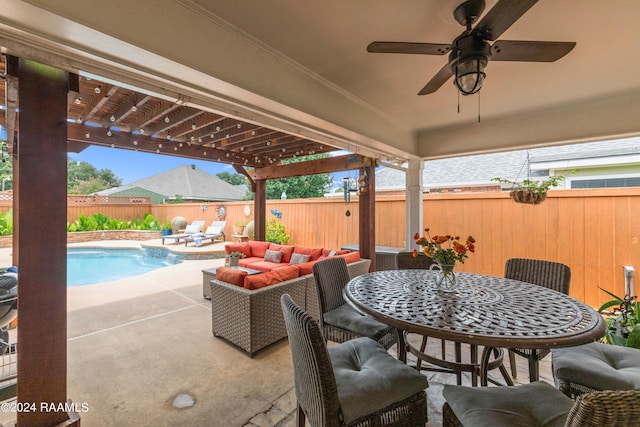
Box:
[97,164,246,201]
[376,137,640,191]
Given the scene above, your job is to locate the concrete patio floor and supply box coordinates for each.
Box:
[0,239,553,426]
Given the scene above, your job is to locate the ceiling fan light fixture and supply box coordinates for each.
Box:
[454,55,487,96]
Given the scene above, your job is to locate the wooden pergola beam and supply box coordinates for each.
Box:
[249,154,374,180]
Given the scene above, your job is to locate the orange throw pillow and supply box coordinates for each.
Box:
[244,265,300,290]
[215,267,248,287]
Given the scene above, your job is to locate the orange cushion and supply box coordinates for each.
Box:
[215,267,248,287]
[244,265,300,290]
[338,251,361,264]
[268,244,295,263]
[337,249,351,255]
[239,257,262,268]
[244,261,288,273]
[248,241,271,258]
[225,243,251,258]
[293,245,324,261]
[296,260,318,276]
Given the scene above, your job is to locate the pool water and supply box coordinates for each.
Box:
[67,248,181,286]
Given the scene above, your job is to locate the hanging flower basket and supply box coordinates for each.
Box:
[509,189,547,205]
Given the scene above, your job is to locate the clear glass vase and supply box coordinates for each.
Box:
[430,263,457,291]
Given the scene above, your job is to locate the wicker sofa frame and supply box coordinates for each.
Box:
[210,259,371,357]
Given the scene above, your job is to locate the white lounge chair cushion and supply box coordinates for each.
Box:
[205,225,223,235]
[185,223,203,234]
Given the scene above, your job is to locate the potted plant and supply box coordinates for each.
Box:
[161,222,172,236]
[597,287,639,348]
[491,174,571,205]
[228,251,246,268]
[233,221,247,235]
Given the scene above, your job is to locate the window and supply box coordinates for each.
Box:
[571,177,640,189]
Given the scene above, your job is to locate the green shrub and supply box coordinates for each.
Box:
[265,217,290,244]
[67,213,161,232]
[0,210,12,236]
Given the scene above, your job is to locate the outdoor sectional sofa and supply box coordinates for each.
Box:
[209,240,371,356]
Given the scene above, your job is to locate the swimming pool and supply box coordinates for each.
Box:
[67,248,181,286]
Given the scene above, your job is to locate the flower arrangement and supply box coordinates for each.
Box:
[413,228,476,266]
[228,251,246,259]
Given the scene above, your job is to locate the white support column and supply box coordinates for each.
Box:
[405,158,423,251]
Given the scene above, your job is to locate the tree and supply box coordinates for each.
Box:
[263,154,332,200]
[216,171,248,186]
[67,157,122,194]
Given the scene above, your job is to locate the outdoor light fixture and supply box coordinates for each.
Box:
[451,35,489,96]
[454,56,486,95]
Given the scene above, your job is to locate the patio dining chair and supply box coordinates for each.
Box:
[280,294,429,427]
[442,381,640,427]
[551,341,640,398]
[504,257,571,382]
[312,257,397,350]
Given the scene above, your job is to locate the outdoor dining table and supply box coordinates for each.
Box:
[344,269,607,386]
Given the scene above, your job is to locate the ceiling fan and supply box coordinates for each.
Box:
[367,0,576,96]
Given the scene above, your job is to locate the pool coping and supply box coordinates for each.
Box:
[68,238,227,261]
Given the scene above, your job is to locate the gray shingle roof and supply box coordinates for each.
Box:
[98,164,246,201]
[377,137,640,190]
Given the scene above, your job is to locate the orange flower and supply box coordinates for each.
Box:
[453,242,467,255]
[434,235,449,244]
[468,243,475,253]
[412,249,418,257]
[413,232,420,240]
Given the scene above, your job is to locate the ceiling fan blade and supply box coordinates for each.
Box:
[367,41,451,55]
[472,0,538,41]
[491,40,576,62]
[418,63,453,95]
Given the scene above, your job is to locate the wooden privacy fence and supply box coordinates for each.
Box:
[0,195,154,223]
[151,188,640,308]
[0,188,638,308]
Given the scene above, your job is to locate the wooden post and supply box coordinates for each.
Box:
[358,162,376,271]
[254,179,266,241]
[16,58,72,426]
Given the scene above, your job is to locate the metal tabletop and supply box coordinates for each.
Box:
[345,270,606,384]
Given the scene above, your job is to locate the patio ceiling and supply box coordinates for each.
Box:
[1,0,639,166]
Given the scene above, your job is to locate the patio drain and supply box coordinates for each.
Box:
[172,393,196,409]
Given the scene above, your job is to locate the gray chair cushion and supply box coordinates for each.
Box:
[443,381,573,427]
[552,342,640,390]
[329,337,428,424]
[323,304,392,339]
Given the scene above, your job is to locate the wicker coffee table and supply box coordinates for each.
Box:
[344,269,606,386]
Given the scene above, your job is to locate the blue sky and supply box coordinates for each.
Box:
[68,145,235,184]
